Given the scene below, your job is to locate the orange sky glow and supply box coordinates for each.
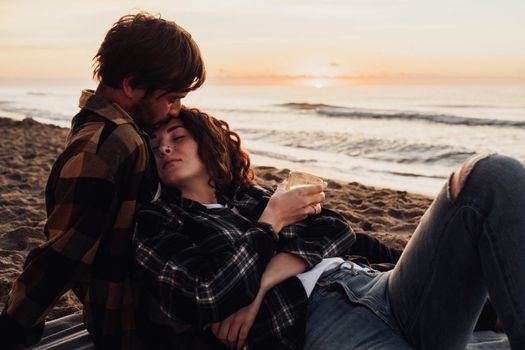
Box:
[1,0,524,86]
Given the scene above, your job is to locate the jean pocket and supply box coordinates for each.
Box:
[316,268,353,287]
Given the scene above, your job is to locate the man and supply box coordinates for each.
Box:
[0,12,205,349]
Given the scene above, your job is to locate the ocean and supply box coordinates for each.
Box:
[1,82,524,196]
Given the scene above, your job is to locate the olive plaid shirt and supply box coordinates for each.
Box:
[1,90,157,349]
[134,185,355,349]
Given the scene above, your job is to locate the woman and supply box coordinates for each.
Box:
[134,108,525,349]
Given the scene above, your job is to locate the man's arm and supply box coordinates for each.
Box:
[0,123,141,348]
[1,151,120,346]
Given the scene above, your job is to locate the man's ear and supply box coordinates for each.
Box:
[122,76,146,101]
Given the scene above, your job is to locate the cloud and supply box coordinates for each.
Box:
[0,44,66,50]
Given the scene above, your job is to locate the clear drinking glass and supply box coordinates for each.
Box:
[285,171,327,191]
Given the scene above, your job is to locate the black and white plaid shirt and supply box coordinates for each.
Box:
[134,185,355,349]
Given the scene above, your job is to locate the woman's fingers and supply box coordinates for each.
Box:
[311,203,322,215]
[301,203,321,216]
[217,318,233,345]
[237,321,253,349]
[293,184,324,195]
[227,317,244,348]
[212,313,249,348]
[260,183,326,231]
[304,192,325,206]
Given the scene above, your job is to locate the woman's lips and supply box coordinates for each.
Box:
[163,158,182,169]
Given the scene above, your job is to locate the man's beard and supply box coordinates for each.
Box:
[128,98,156,132]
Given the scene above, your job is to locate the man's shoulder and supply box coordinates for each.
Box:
[69,109,145,156]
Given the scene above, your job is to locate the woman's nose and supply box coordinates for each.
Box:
[159,145,171,155]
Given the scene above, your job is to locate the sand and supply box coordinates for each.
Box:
[0,117,434,321]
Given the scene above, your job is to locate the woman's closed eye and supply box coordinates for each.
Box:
[172,135,185,142]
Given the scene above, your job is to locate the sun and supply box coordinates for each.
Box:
[309,79,329,88]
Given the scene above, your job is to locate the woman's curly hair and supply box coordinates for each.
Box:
[176,107,255,193]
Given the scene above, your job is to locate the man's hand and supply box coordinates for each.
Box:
[259,183,325,233]
[210,290,265,349]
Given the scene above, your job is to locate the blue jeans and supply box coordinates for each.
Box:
[304,155,525,349]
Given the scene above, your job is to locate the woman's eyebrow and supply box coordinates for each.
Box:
[167,125,184,133]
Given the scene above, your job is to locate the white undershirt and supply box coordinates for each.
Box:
[203,202,243,216]
[202,203,226,209]
[297,258,369,297]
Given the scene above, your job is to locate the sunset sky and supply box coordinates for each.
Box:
[1,0,524,85]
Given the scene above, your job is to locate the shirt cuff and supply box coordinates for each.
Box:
[247,222,278,265]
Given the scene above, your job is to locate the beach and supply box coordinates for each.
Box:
[0,116,434,320]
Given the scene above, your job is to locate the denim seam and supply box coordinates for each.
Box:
[402,201,463,337]
[335,281,397,330]
[459,204,485,245]
[402,203,489,341]
[482,218,525,335]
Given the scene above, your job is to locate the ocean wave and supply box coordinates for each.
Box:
[26,91,70,97]
[427,104,499,109]
[249,149,318,164]
[381,170,447,180]
[280,102,525,128]
[238,128,475,167]
[282,102,342,110]
[0,104,70,122]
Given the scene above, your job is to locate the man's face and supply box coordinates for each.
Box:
[129,89,187,132]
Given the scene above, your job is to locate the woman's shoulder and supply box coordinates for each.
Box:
[136,196,184,224]
[138,196,169,213]
[135,199,186,239]
[241,184,274,198]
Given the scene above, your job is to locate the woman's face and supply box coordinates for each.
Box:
[150,118,209,189]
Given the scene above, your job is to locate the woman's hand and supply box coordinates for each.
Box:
[210,290,265,349]
[258,184,325,233]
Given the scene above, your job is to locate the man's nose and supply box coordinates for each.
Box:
[168,100,182,117]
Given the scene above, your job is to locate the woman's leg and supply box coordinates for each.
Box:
[388,154,525,350]
[304,283,412,350]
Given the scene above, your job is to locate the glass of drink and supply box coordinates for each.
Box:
[285,171,327,191]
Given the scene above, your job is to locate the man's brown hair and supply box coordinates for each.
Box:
[93,12,206,94]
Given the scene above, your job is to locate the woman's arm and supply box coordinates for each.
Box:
[210,252,308,349]
[279,208,356,268]
[134,204,279,326]
[259,252,308,293]
[135,184,326,327]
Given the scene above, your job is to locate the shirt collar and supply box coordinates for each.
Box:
[160,185,238,210]
[78,89,140,128]
[160,185,204,210]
